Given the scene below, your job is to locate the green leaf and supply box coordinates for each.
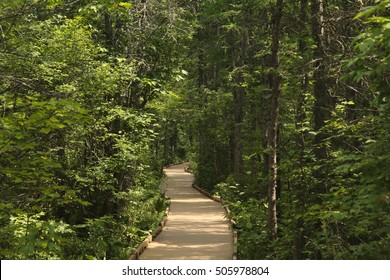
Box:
[118,2,133,9]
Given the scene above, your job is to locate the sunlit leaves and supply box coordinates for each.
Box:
[347,0,390,94]
[118,2,134,9]
[0,0,171,260]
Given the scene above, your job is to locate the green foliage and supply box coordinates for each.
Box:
[175,0,390,260]
[346,0,390,95]
[215,183,270,259]
[1,0,186,260]
[1,0,389,261]
[0,211,74,259]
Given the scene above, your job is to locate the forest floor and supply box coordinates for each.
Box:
[139,163,233,260]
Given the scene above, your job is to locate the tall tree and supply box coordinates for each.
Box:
[311,0,330,164]
[267,0,284,240]
[294,0,310,259]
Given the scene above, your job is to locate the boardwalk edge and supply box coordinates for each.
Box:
[128,171,172,260]
[185,167,238,260]
[128,202,170,260]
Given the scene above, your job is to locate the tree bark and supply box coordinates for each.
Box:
[294,0,309,259]
[267,0,283,240]
[311,0,331,195]
[311,0,329,161]
[104,11,114,49]
[233,49,244,185]
[229,13,246,185]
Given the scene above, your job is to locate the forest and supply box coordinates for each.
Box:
[0,0,389,260]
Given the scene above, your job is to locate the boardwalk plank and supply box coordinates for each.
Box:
[139,163,233,260]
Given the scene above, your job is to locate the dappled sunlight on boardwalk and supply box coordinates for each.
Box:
[139,163,233,260]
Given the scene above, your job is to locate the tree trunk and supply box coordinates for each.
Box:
[267,0,284,240]
[311,0,331,195]
[104,11,114,49]
[195,0,208,184]
[311,0,329,161]
[294,0,309,259]
[228,16,246,185]
[233,52,244,185]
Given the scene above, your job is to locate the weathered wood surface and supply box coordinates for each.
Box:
[139,163,234,260]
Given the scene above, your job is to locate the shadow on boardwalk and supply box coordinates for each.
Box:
[140,163,233,260]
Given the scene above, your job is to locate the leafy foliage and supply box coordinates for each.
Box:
[173,0,390,260]
[1,0,187,259]
[1,0,389,260]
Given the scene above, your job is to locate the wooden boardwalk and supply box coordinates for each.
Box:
[139,163,233,260]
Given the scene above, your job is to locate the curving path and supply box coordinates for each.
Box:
[140,163,233,260]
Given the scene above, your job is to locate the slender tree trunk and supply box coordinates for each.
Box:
[311,0,330,196]
[296,0,309,161]
[226,12,246,185]
[163,126,170,165]
[195,0,208,180]
[294,0,309,259]
[311,0,329,161]
[267,0,284,240]
[233,89,244,184]
[104,11,114,49]
[233,49,244,185]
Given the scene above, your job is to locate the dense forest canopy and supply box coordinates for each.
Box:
[0,0,389,259]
